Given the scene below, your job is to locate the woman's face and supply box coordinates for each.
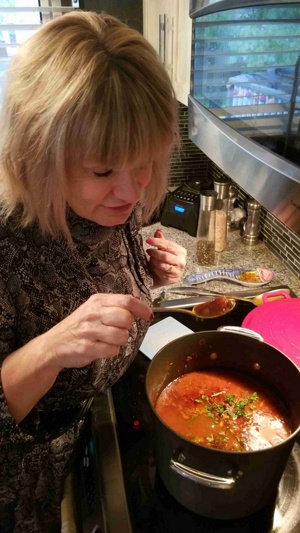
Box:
[66,159,153,226]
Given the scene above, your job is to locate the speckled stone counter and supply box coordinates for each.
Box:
[142,223,300,299]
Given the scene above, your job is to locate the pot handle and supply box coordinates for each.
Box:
[170,458,238,489]
[217,325,264,342]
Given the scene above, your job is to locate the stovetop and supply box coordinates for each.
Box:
[110,297,300,533]
[73,292,300,533]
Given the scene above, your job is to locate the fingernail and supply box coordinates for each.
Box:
[146,238,155,245]
[149,312,155,320]
[134,295,141,300]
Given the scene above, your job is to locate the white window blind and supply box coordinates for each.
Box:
[0,1,79,104]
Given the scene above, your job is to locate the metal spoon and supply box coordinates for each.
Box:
[158,289,290,310]
[166,285,290,298]
[153,297,236,319]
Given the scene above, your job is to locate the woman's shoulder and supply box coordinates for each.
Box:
[0,214,23,260]
[0,213,50,275]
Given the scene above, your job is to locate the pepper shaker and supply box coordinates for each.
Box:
[196,190,217,265]
[242,198,261,246]
[213,177,230,252]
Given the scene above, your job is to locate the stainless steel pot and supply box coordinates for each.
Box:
[146,329,300,520]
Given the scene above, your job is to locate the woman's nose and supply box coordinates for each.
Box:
[113,169,142,203]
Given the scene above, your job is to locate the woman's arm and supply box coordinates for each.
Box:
[1,293,153,423]
[1,334,59,424]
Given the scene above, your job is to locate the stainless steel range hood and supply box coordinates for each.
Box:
[190,0,300,15]
[189,96,300,235]
[189,0,300,236]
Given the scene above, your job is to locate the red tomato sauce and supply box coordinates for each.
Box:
[155,370,291,451]
[194,296,235,318]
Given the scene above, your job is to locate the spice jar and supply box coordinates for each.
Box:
[227,186,238,231]
[196,190,217,265]
[213,177,230,252]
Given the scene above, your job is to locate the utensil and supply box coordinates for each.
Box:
[166,285,290,298]
[159,290,290,310]
[184,267,273,287]
[153,296,236,319]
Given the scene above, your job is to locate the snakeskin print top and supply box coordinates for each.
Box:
[0,203,153,446]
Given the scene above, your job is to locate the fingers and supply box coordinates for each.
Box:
[71,293,153,349]
[47,293,153,369]
[154,228,164,239]
[146,236,182,255]
[146,230,187,286]
[87,293,153,322]
[146,237,187,270]
[146,247,186,271]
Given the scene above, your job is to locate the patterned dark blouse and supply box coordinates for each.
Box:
[0,205,153,532]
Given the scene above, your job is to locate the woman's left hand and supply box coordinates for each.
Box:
[145,228,187,287]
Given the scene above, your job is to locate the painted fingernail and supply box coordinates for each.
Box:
[146,238,155,245]
[149,312,155,320]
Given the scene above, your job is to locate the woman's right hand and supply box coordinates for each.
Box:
[44,293,153,371]
[1,293,153,423]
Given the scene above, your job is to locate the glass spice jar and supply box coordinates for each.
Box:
[196,190,218,265]
[213,177,231,252]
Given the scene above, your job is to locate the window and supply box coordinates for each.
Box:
[0,1,79,104]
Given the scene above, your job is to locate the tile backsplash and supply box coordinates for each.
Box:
[168,103,300,280]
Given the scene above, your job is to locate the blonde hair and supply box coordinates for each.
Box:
[0,10,179,240]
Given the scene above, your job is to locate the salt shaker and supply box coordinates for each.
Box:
[213,177,230,252]
[196,190,217,265]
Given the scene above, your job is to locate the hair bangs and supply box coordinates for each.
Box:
[67,62,175,170]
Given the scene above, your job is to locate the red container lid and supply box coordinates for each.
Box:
[242,298,300,368]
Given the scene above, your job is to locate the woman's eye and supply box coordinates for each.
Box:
[93,169,113,177]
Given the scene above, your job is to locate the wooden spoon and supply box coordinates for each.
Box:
[223,289,290,306]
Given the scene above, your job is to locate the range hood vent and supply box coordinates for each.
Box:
[189,0,300,235]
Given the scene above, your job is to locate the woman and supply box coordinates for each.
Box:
[0,10,186,532]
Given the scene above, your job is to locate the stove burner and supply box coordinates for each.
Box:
[275,444,300,532]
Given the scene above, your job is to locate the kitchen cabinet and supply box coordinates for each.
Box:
[80,0,143,33]
[143,0,192,106]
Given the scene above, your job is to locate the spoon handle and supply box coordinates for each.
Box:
[152,306,195,316]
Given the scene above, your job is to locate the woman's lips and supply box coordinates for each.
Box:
[104,204,133,215]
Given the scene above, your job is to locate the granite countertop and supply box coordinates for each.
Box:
[142,223,300,299]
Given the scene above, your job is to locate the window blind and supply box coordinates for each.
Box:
[0,1,79,104]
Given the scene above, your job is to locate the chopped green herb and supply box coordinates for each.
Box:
[249,392,259,402]
[195,390,259,421]
[225,394,235,404]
